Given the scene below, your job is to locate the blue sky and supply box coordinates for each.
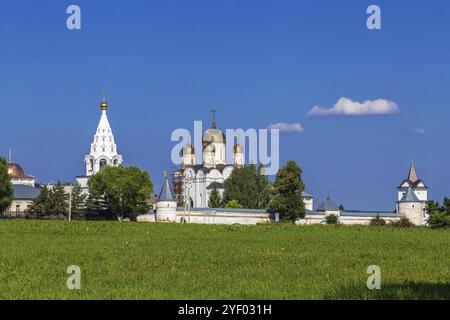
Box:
[0,0,449,210]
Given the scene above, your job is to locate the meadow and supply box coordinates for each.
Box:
[0,220,448,300]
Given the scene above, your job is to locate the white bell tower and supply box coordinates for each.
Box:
[77,94,123,190]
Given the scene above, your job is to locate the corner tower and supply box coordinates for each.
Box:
[397,161,428,202]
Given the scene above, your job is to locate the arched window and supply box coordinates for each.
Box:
[100,159,107,170]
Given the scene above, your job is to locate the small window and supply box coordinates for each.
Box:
[100,159,107,170]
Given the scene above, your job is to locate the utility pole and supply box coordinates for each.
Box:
[68,185,73,222]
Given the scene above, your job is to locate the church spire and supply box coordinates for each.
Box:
[211,109,217,129]
[408,160,418,183]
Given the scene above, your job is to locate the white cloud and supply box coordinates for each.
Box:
[267,122,305,133]
[307,97,400,116]
[411,128,426,135]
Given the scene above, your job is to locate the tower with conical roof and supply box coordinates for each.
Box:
[396,161,428,225]
[156,171,177,222]
[84,95,123,176]
[76,95,123,191]
[397,160,428,202]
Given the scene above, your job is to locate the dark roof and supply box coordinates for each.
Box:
[306,209,404,218]
[398,162,427,188]
[13,184,40,200]
[177,164,233,174]
[398,179,428,189]
[158,175,174,201]
[316,198,340,212]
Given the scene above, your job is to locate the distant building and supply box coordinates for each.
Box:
[173,113,314,210]
[5,161,40,216]
[396,161,428,225]
[299,161,429,226]
[76,96,123,192]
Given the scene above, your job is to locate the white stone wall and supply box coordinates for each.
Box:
[397,202,426,226]
[298,214,403,226]
[175,210,271,225]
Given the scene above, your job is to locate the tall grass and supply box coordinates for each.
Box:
[0,220,448,299]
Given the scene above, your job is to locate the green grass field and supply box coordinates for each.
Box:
[0,220,448,300]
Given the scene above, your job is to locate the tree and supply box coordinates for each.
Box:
[88,166,154,220]
[48,182,68,216]
[224,200,244,209]
[223,164,270,209]
[208,187,222,208]
[28,182,69,217]
[426,198,450,229]
[269,160,305,222]
[0,157,14,214]
[69,184,87,219]
[28,185,51,217]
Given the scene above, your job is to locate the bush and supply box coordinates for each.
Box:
[428,213,450,229]
[390,217,414,228]
[325,214,339,224]
[370,215,387,226]
[224,200,244,209]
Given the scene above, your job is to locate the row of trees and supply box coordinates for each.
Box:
[208,161,306,222]
[426,199,450,229]
[28,166,154,220]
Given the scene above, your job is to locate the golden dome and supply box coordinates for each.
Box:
[100,99,108,111]
[7,162,32,178]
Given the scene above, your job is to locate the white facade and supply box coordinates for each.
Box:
[174,117,246,208]
[174,117,313,209]
[76,97,123,190]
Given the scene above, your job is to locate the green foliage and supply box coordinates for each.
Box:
[370,215,387,226]
[29,182,68,217]
[426,198,450,229]
[339,204,345,211]
[222,164,270,209]
[49,182,68,216]
[208,187,222,208]
[88,166,154,220]
[390,217,415,228]
[428,213,450,229]
[0,157,14,213]
[325,214,339,224]
[69,184,87,219]
[269,160,305,222]
[224,200,244,209]
[1,220,449,299]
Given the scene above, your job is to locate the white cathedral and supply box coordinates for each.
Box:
[172,114,244,208]
[76,97,123,191]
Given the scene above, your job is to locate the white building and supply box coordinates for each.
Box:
[299,161,429,226]
[395,161,428,225]
[76,96,123,191]
[173,114,314,210]
[172,115,243,208]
